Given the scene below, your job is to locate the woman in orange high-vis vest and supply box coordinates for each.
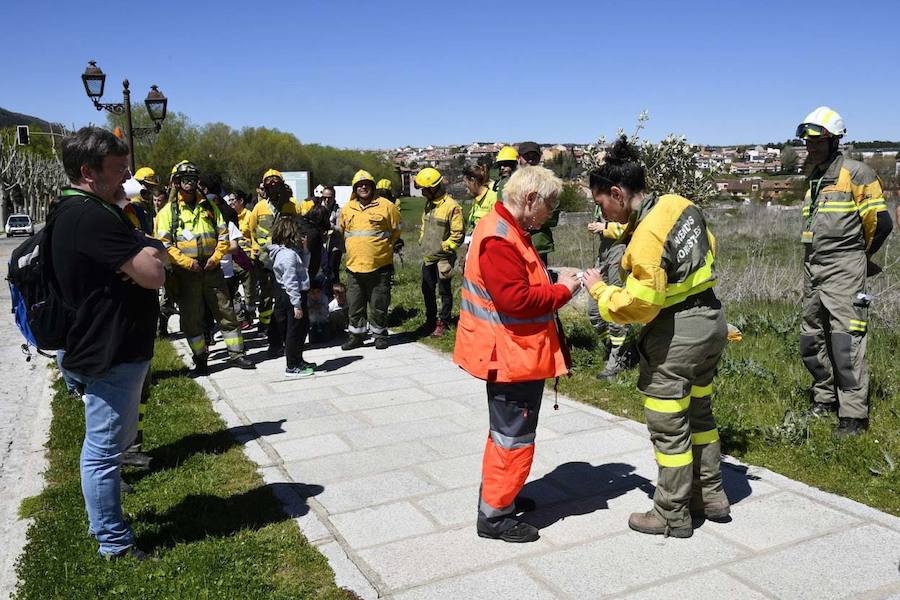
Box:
[454,166,580,543]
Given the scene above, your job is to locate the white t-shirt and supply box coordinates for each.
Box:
[220,221,243,278]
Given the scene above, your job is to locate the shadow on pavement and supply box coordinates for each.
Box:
[521,461,654,529]
[317,355,363,372]
[136,482,324,551]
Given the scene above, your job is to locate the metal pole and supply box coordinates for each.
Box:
[122,79,135,173]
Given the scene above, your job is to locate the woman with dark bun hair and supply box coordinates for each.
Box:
[582,136,729,539]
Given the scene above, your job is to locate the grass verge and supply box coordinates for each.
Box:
[14,340,353,600]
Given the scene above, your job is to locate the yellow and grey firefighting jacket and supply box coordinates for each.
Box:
[248,198,300,263]
[466,186,498,232]
[420,193,464,265]
[156,192,228,270]
[338,196,401,273]
[802,153,888,257]
[237,207,253,252]
[589,193,717,325]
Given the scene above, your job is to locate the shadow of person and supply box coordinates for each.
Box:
[520,462,654,529]
[316,355,364,372]
[127,421,287,484]
[135,482,324,551]
[721,461,761,506]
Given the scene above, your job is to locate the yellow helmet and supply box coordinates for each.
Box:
[263,168,283,182]
[134,167,159,186]
[414,167,443,189]
[496,145,519,163]
[352,170,375,187]
[376,178,393,190]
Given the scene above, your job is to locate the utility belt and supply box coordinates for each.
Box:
[657,288,719,318]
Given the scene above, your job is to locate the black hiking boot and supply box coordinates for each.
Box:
[229,354,256,370]
[192,355,210,377]
[477,519,540,543]
[833,417,868,438]
[341,334,365,351]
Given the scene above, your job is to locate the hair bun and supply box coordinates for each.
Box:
[605,135,641,165]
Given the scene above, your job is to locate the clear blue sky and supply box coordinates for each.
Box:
[5,0,900,149]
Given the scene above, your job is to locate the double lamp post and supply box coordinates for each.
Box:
[80,60,168,173]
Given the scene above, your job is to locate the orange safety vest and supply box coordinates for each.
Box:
[453,208,568,382]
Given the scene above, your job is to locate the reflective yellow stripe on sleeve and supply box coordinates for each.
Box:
[625,275,666,306]
[691,383,713,398]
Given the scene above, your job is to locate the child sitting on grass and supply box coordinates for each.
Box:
[267,216,315,378]
[328,282,349,338]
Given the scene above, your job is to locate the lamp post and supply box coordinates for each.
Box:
[81,60,168,173]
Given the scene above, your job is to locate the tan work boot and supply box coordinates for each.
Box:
[628,510,693,538]
[689,498,731,522]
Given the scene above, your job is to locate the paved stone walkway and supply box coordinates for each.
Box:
[185,332,900,600]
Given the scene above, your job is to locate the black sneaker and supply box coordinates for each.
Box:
[299,360,317,371]
[121,452,152,469]
[374,336,389,350]
[477,520,540,543]
[833,417,868,438]
[229,355,256,370]
[809,402,836,418]
[103,546,156,562]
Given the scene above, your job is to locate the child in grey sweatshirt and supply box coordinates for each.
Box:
[267,216,314,377]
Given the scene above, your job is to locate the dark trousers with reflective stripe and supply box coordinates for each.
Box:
[800,257,869,419]
[346,266,392,337]
[478,379,543,532]
[638,304,727,527]
[421,262,452,324]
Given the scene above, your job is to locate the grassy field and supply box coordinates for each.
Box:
[14,341,354,600]
[391,196,900,516]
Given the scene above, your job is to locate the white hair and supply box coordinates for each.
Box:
[502,166,563,209]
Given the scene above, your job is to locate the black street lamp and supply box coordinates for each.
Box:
[80,60,168,173]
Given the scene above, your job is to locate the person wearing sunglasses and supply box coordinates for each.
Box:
[795,107,892,437]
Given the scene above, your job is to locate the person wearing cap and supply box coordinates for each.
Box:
[338,170,401,350]
[248,169,301,339]
[415,167,464,338]
[795,107,892,437]
[492,145,519,199]
[132,167,160,234]
[518,142,559,265]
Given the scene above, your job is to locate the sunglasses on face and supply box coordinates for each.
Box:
[179,175,199,183]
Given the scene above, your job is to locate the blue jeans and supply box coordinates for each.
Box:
[57,351,81,394]
[60,360,150,556]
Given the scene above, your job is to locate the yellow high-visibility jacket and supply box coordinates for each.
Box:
[338,197,401,273]
[156,192,228,270]
[237,207,253,251]
[299,199,315,216]
[802,154,887,255]
[248,198,300,259]
[420,194,464,265]
[589,193,717,325]
[466,186,498,232]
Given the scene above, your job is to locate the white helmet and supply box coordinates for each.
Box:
[796,106,846,138]
[314,184,325,198]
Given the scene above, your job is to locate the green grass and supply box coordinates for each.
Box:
[14,341,354,600]
[388,202,900,517]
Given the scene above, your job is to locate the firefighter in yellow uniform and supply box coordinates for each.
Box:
[416,167,464,337]
[583,137,727,539]
[796,107,892,437]
[492,145,518,200]
[156,161,255,374]
[248,169,300,336]
[338,170,401,350]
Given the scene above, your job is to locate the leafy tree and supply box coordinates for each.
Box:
[781,145,799,174]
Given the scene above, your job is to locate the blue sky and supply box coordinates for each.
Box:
[5,0,900,149]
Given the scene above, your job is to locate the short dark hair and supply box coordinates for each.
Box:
[199,173,223,196]
[588,135,646,194]
[463,162,489,185]
[61,127,130,183]
[322,186,336,196]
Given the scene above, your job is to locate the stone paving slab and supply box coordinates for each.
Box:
[185,333,900,600]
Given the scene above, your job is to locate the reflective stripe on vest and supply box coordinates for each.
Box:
[460,279,554,326]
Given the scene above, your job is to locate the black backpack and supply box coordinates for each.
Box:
[7,197,79,360]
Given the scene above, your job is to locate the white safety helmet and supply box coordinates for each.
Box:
[314,184,325,198]
[796,106,846,138]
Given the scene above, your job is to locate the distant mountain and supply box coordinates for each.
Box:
[0,106,63,131]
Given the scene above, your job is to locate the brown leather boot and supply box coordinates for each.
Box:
[628,510,693,538]
[689,498,731,521]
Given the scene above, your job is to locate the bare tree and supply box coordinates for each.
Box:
[0,129,67,224]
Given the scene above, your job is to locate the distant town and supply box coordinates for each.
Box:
[387,141,900,202]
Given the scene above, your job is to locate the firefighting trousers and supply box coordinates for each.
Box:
[421,262,453,324]
[478,380,543,533]
[637,301,728,528]
[799,256,869,419]
[588,243,635,351]
[257,268,275,327]
[172,267,244,358]
[346,266,392,337]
